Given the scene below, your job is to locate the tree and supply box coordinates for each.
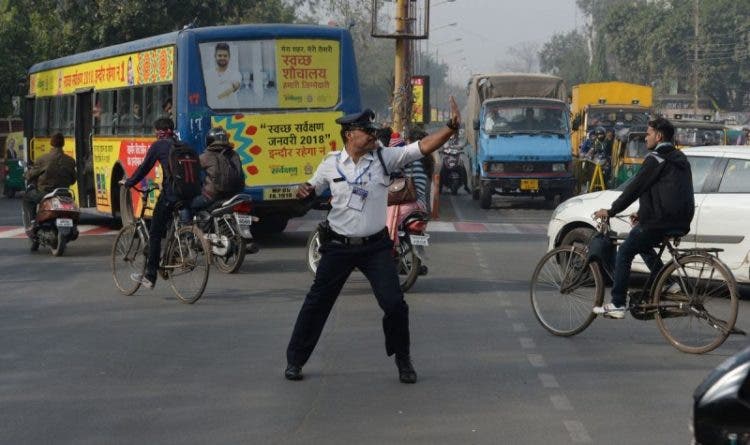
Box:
[495,41,540,73]
[0,0,304,115]
[539,30,589,87]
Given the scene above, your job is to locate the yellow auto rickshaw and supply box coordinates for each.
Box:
[673,120,727,149]
[611,129,648,188]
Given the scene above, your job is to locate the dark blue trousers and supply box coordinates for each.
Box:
[611,225,668,307]
[146,193,177,282]
[286,235,410,367]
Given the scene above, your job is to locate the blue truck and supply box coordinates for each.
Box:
[465,74,575,209]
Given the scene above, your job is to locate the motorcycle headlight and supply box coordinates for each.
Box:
[552,163,567,172]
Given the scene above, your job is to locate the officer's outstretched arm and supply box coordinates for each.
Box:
[419,96,460,156]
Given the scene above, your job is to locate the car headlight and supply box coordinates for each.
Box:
[552,163,566,172]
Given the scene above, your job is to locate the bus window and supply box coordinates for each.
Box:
[62,95,75,136]
[116,89,132,135]
[33,98,50,136]
[95,91,116,135]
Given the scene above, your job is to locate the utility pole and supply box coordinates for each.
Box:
[392,0,410,133]
[693,0,700,117]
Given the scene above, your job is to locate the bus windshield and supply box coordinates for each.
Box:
[199,39,340,110]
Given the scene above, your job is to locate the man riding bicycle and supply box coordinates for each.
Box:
[592,117,695,319]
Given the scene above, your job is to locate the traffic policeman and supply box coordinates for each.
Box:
[285,97,462,384]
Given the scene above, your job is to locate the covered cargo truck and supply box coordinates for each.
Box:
[466,73,574,209]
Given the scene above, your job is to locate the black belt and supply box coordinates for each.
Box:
[328,227,388,246]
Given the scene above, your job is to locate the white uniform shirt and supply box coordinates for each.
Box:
[309,141,423,237]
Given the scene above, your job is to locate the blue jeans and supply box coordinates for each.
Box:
[178,194,216,223]
[611,226,668,307]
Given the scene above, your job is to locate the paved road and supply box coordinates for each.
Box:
[0,193,747,444]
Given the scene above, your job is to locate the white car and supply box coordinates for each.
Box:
[548,146,750,283]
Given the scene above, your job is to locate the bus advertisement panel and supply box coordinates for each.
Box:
[26,25,361,230]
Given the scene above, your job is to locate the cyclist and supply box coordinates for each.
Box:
[122,117,182,289]
[592,117,694,319]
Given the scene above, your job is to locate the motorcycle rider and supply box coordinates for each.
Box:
[191,127,258,253]
[23,132,77,233]
[191,127,245,213]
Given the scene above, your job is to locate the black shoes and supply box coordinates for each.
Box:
[285,364,303,381]
[395,356,417,384]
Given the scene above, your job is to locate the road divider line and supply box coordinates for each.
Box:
[550,394,574,411]
[538,373,560,388]
[527,354,546,368]
[563,420,592,443]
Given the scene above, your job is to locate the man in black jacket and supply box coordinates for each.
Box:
[592,117,694,319]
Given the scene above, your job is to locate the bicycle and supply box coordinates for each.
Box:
[111,184,211,304]
[530,215,745,354]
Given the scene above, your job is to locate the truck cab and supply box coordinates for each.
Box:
[465,73,574,209]
[472,98,574,208]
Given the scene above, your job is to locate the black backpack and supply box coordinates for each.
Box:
[213,148,245,194]
[168,141,202,200]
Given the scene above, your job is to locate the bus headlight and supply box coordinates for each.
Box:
[552,163,566,172]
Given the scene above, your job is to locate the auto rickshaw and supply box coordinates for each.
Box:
[673,120,727,149]
[610,129,648,188]
[2,136,25,198]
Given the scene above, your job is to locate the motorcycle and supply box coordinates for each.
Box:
[22,187,80,256]
[393,208,430,292]
[440,144,469,195]
[193,193,258,274]
[305,199,430,293]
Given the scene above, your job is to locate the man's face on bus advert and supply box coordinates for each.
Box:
[215,50,230,69]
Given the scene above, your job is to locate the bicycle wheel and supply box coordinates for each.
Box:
[111,224,147,295]
[654,254,739,354]
[395,239,421,292]
[530,246,604,336]
[163,226,210,304]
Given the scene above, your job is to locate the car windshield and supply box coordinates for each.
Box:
[614,154,716,192]
[675,127,725,147]
[483,104,568,134]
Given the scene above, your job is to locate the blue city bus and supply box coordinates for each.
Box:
[25,24,361,231]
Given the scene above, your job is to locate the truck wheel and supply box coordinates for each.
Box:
[471,175,480,200]
[479,185,492,209]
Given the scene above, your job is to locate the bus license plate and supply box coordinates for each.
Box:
[56,218,73,227]
[409,234,429,246]
[235,213,252,226]
[263,186,295,200]
[520,179,539,190]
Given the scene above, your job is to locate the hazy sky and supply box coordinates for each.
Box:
[428,0,582,83]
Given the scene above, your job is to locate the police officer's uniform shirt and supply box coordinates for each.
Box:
[309,141,423,237]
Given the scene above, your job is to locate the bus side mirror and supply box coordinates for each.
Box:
[473,119,480,131]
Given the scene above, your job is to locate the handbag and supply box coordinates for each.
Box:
[388,176,417,205]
